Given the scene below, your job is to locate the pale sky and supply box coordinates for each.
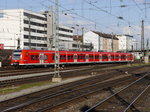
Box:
[0,0,150,46]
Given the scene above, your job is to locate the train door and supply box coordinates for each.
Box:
[99,54,102,62]
[86,54,88,62]
[39,53,44,64]
[125,55,128,61]
[74,54,77,63]
[119,54,121,61]
[108,54,110,61]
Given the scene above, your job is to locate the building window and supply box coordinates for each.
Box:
[24,35,47,41]
[58,27,73,33]
[24,20,47,27]
[24,12,47,21]
[24,28,46,34]
[72,44,77,47]
[59,34,72,38]
[24,42,29,46]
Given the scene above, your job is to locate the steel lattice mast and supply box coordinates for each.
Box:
[52,0,61,82]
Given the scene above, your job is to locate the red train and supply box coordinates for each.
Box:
[11,49,133,66]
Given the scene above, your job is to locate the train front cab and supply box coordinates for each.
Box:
[11,50,23,66]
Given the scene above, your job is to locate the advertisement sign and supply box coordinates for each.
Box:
[0,44,4,50]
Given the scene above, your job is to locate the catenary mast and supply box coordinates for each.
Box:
[52,0,61,82]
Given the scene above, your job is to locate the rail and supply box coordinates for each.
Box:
[84,72,150,112]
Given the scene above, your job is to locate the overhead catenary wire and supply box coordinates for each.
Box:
[83,0,138,32]
[132,0,150,24]
[47,0,124,34]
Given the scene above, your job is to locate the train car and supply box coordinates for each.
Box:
[11,49,133,66]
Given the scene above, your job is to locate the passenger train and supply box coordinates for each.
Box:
[11,49,133,66]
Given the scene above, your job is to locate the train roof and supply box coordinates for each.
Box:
[13,49,132,55]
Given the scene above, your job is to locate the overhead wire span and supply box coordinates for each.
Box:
[47,0,124,34]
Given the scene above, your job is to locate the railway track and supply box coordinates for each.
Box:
[0,63,127,88]
[0,71,138,111]
[84,73,150,112]
[0,65,149,112]
[0,64,121,77]
[0,64,150,88]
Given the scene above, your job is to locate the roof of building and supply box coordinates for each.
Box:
[92,31,118,40]
[117,34,133,38]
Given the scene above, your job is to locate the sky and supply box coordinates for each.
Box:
[0,0,150,47]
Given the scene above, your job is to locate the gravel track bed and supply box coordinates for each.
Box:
[0,65,150,112]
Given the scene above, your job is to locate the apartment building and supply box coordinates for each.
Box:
[0,9,47,50]
[83,31,119,52]
[117,35,137,51]
[0,9,75,51]
[57,25,74,50]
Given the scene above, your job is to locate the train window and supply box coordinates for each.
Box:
[80,55,83,59]
[89,55,94,59]
[31,55,35,60]
[121,55,126,59]
[83,55,85,59]
[102,55,108,59]
[69,55,73,60]
[70,55,73,60]
[116,55,119,59]
[60,55,62,60]
[95,55,99,59]
[72,55,73,59]
[77,55,79,59]
[35,55,39,60]
[79,55,85,59]
[61,55,66,60]
[78,55,81,59]
[68,55,71,60]
[52,54,55,60]
[63,55,66,60]
[13,54,20,58]
[111,55,114,59]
